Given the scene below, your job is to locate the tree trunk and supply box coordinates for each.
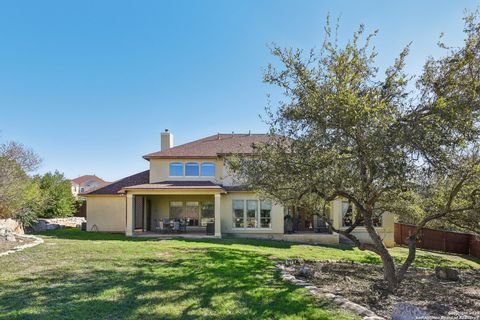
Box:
[396,234,418,284]
[378,247,398,291]
[363,212,398,292]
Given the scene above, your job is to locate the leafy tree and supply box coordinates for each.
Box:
[34,171,77,218]
[229,13,480,291]
[0,141,41,225]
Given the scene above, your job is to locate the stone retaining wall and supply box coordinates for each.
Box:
[31,217,86,232]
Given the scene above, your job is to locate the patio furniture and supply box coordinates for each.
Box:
[173,220,180,232]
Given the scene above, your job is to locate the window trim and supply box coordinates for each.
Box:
[169,162,184,177]
[168,161,216,178]
[200,162,215,177]
[185,162,200,177]
[231,199,273,230]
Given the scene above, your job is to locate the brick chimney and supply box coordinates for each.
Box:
[161,129,173,151]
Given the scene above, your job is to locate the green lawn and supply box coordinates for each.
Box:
[0,229,478,320]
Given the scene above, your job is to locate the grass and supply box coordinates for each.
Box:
[0,229,478,320]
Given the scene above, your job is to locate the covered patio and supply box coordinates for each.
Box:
[122,181,223,237]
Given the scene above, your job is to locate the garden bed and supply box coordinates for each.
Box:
[286,260,480,318]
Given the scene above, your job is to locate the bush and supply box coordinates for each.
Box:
[34,171,77,218]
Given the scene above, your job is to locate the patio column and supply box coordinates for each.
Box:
[214,193,221,237]
[331,199,342,230]
[126,193,134,236]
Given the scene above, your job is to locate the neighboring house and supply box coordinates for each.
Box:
[71,175,110,197]
[83,130,394,247]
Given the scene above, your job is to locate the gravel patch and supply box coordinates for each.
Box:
[280,259,480,319]
[0,234,43,257]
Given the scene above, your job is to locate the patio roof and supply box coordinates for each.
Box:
[119,180,225,193]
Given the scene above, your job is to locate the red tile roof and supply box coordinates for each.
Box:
[143,133,272,159]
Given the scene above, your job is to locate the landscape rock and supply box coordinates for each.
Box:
[5,233,16,242]
[0,219,24,242]
[435,267,460,281]
[391,303,426,320]
[298,265,313,278]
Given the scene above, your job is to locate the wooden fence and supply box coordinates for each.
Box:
[75,202,87,218]
[394,223,480,258]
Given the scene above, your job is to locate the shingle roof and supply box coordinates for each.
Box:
[71,175,109,185]
[84,170,150,195]
[143,133,271,159]
[121,180,224,192]
[222,185,251,192]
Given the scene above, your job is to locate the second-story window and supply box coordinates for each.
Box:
[185,162,199,176]
[201,162,215,177]
[169,162,183,176]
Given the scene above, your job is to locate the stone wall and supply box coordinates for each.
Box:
[31,217,86,232]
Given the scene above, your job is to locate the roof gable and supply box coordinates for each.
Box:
[71,175,108,186]
[143,133,271,159]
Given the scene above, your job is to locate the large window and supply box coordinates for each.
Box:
[246,200,258,228]
[168,162,215,178]
[201,202,214,226]
[341,201,355,227]
[232,199,272,229]
[201,162,215,177]
[169,162,183,176]
[185,201,200,226]
[260,201,272,228]
[341,201,382,227]
[169,201,184,219]
[232,200,245,228]
[185,162,199,176]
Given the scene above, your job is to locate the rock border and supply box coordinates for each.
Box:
[277,259,385,320]
[0,234,44,257]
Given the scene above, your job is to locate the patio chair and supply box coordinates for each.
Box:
[173,220,180,233]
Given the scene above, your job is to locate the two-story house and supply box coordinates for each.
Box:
[83,130,395,246]
[71,175,110,197]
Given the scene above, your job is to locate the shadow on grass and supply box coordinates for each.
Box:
[0,245,340,319]
[34,228,146,242]
[35,228,357,251]
[183,236,357,251]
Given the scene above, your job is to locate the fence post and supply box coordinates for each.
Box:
[399,223,403,245]
[443,231,447,253]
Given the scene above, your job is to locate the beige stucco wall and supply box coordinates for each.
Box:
[220,192,284,235]
[86,196,126,232]
[331,198,395,248]
[149,158,225,184]
[347,212,395,247]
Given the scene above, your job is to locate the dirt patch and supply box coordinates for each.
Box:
[0,235,36,254]
[288,261,480,318]
[156,251,174,258]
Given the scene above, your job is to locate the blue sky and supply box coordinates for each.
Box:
[0,0,477,181]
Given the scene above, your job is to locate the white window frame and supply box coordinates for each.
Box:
[185,162,200,177]
[169,162,184,177]
[231,199,272,230]
[168,161,216,178]
[200,162,215,177]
